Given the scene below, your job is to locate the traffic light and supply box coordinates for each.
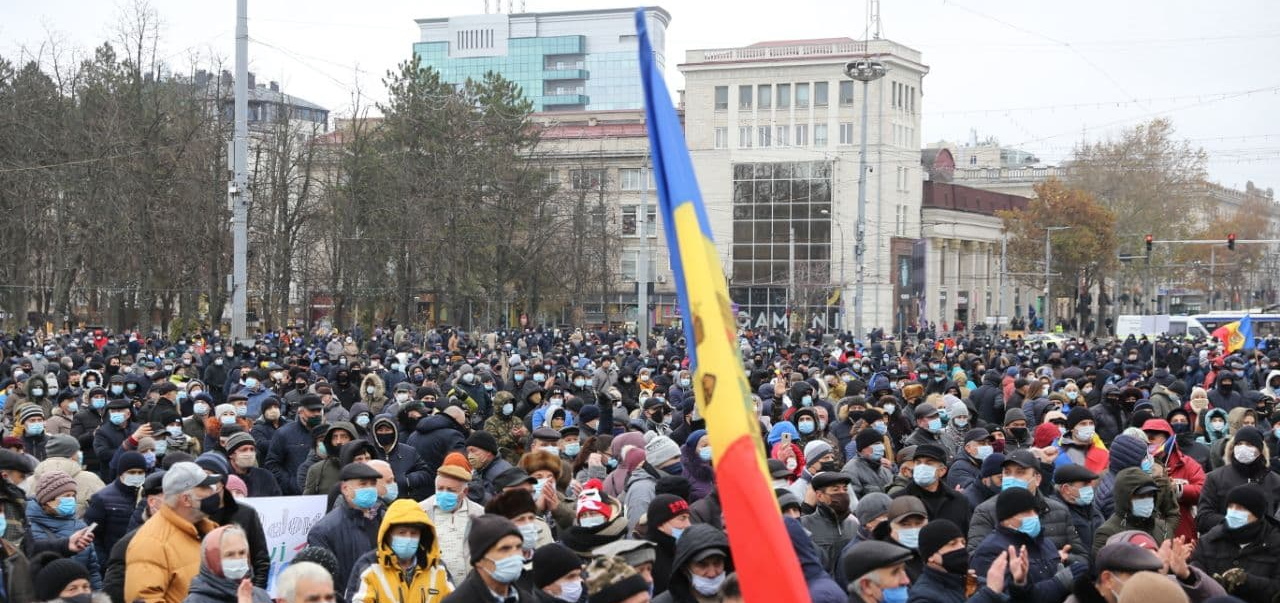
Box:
[1144,234,1153,253]
[1228,233,1236,251]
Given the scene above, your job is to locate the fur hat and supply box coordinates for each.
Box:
[518,449,562,478]
[484,489,537,519]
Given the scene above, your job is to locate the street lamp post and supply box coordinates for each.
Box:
[843,58,888,341]
[1044,226,1071,332]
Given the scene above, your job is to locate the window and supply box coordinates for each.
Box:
[776,125,790,146]
[795,124,809,146]
[758,84,772,110]
[739,126,753,148]
[730,161,833,287]
[839,81,855,106]
[758,126,771,148]
[839,123,854,145]
[620,168,654,191]
[570,169,605,190]
[621,206,657,237]
[714,127,728,149]
[892,82,900,109]
[714,86,728,110]
[795,83,810,108]
[814,82,828,107]
[739,85,753,109]
[814,124,828,147]
[621,252,657,282]
[777,84,790,109]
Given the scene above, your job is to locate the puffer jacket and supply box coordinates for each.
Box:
[30,454,105,517]
[652,524,734,603]
[84,477,142,565]
[347,500,452,603]
[908,566,1009,603]
[971,525,1073,603]
[369,417,432,501]
[405,415,467,496]
[93,417,134,483]
[1196,441,1280,535]
[622,462,668,531]
[967,489,1086,567]
[1192,516,1280,603]
[264,417,315,495]
[125,503,219,603]
[1095,434,1149,518]
[800,502,858,575]
[1092,467,1178,560]
[306,500,385,590]
[783,516,846,603]
[26,497,103,589]
[843,454,895,497]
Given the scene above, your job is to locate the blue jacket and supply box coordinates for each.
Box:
[264,419,315,495]
[84,478,141,565]
[908,567,1009,603]
[250,418,282,464]
[26,498,103,589]
[971,525,1072,603]
[305,502,384,590]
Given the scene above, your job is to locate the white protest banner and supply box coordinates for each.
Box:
[246,495,328,596]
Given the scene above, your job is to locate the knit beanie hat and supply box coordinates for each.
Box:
[226,474,249,498]
[1033,423,1060,448]
[996,486,1037,522]
[1233,426,1265,449]
[644,433,681,466]
[1226,484,1268,520]
[803,440,833,464]
[1109,434,1148,472]
[855,429,883,453]
[1003,408,1026,426]
[646,494,690,530]
[979,452,1007,479]
[32,552,91,601]
[117,451,147,475]
[292,547,340,582]
[17,405,44,424]
[35,470,76,505]
[917,518,964,560]
[855,492,893,526]
[531,543,582,588]
[576,479,613,521]
[215,403,235,418]
[585,556,649,603]
[1066,407,1093,431]
[467,514,521,565]
[466,431,499,456]
[45,434,79,459]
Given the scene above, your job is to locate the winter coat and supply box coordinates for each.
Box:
[93,418,134,483]
[964,479,999,510]
[1092,467,1178,560]
[894,480,972,534]
[306,502,385,590]
[405,415,467,497]
[1160,442,1206,542]
[908,567,1010,603]
[183,566,272,603]
[359,373,388,416]
[348,500,452,603]
[206,496,272,589]
[1207,371,1247,411]
[418,495,484,587]
[1089,398,1128,445]
[264,418,315,496]
[1210,408,1259,472]
[1196,451,1280,535]
[1095,434,1150,518]
[250,417,281,463]
[784,516,847,603]
[971,525,1073,603]
[800,503,859,575]
[369,417,431,501]
[439,571,532,603]
[30,455,105,517]
[972,371,1006,426]
[1053,437,1110,475]
[0,539,34,603]
[622,462,668,531]
[946,453,982,490]
[967,489,1086,567]
[842,454,895,497]
[1192,517,1280,603]
[233,465,281,498]
[85,478,142,565]
[26,497,103,589]
[125,503,220,603]
[482,409,527,465]
[1052,492,1105,554]
[688,490,723,529]
[652,524,734,603]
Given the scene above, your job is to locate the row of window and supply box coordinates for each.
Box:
[714,81,856,111]
[567,168,655,191]
[713,123,857,149]
[891,81,916,113]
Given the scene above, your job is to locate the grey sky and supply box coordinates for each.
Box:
[4,0,1278,190]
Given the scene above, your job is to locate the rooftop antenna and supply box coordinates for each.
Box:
[868,0,882,39]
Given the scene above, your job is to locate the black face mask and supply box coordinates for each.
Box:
[941,549,969,575]
[375,431,396,448]
[296,382,307,390]
[818,461,840,473]
[198,490,223,516]
[1009,427,1029,441]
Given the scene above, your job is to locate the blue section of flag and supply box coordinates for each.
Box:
[1240,314,1254,349]
[634,8,712,366]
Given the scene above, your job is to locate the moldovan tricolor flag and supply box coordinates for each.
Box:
[1212,315,1254,353]
[634,9,810,602]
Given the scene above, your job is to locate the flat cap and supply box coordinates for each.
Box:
[1002,449,1039,469]
[810,471,853,490]
[914,403,939,419]
[338,462,382,481]
[914,444,947,463]
[531,427,562,442]
[1095,542,1164,573]
[886,495,927,523]
[841,541,914,586]
[963,428,993,444]
[1053,463,1098,485]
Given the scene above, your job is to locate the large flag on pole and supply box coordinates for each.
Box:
[1212,315,1253,353]
[634,9,810,602]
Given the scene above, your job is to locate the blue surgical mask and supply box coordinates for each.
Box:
[390,536,419,559]
[25,422,44,437]
[55,496,77,517]
[1017,515,1041,538]
[873,421,888,435]
[143,452,156,468]
[976,445,993,460]
[913,463,938,487]
[670,527,684,541]
[91,397,106,410]
[1141,457,1154,474]
[486,554,524,584]
[953,418,968,429]
[1225,508,1250,529]
[798,420,815,434]
[1076,485,1095,506]
[0,514,8,537]
[356,415,370,427]
[883,586,909,603]
[679,378,691,388]
[927,417,942,433]
[575,378,587,388]
[870,443,885,461]
[1131,498,1155,518]
[110,385,124,396]
[220,415,236,426]
[1075,425,1095,441]
[606,457,618,469]
[564,443,581,457]
[244,378,258,389]
[699,447,712,462]
[1002,476,1029,491]
[1066,391,1078,400]
[801,395,813,407]
[436,490,459,512]
[897,527,920,549]
[352,486,378,509]
[382,483,399,503]
[109,412,127,426]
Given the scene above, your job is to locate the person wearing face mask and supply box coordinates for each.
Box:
[1208,371,1246,412]
[31,434,104,519]
[801,472,859,574]
[937,400,971,460]
[366,416,429,503]
[908,519,1021,603]
[383,382,415,419]
[1166,408,1212,470]
[644,493,692,597]
[124,462,223,603]
[223,433,280,498]
[947,427,995,490]
[1093,467,1178,560]
[306,462,389,590]
[844,428,895,498]
[84,451,147,564]
[304,423,361,497]
[842,539,914,603]
[892,444,971,535]
[972,488,1087,602]
[650,524,733,603]
[1055,407,1110,474]
[483,391,528,466]
[70,387,109,470]
[355,372,388,417]
[184,525,272,603]
[623,435,685,533]
[27,470,103,589]
[1191,484,1280,601]
[1208,408,1260,472]
[1196,426,1280,535]
[440,515,533,603]
[464,431,513,505]
[1051,464,1104,555]
[530,543,585,603]
[93,399,140,484]
[966,449,1087,567]
[420,453,483,582]
[1140,419,1205,543]
[248,399,283,465]
[347,499,452,603]
[46,391,79,437]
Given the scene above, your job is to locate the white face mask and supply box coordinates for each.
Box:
[1235,445,1260,464]
[222,557,250,581]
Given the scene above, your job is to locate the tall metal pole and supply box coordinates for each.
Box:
[788,226,796,332]
[854,78,870,341]
[998,232,1007,333]
[230,0,250,341]
[637,162,649,353]
[1209,246,1216,311]
[1044,229,1052,331]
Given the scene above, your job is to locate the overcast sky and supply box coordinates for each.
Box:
[5,0,1278,190]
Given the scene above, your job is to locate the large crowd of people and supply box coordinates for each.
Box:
[0,323,1277,603]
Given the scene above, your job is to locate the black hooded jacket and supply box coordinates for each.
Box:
[652,524,734,603]
[369,416,431,500]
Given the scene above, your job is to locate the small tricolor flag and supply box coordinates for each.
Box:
[634,9,810,602]
[1212,315,1254,353]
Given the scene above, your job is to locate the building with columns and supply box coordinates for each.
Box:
[680,37,928,333]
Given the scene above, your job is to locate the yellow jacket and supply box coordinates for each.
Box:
[352,500,453,603]
[125,503,219,603]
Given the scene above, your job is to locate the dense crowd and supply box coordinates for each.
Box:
[0,324,1278,603]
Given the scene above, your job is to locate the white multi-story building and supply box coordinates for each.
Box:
[680,37,928,333]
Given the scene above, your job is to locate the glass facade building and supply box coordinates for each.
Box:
[412,7,670,112]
